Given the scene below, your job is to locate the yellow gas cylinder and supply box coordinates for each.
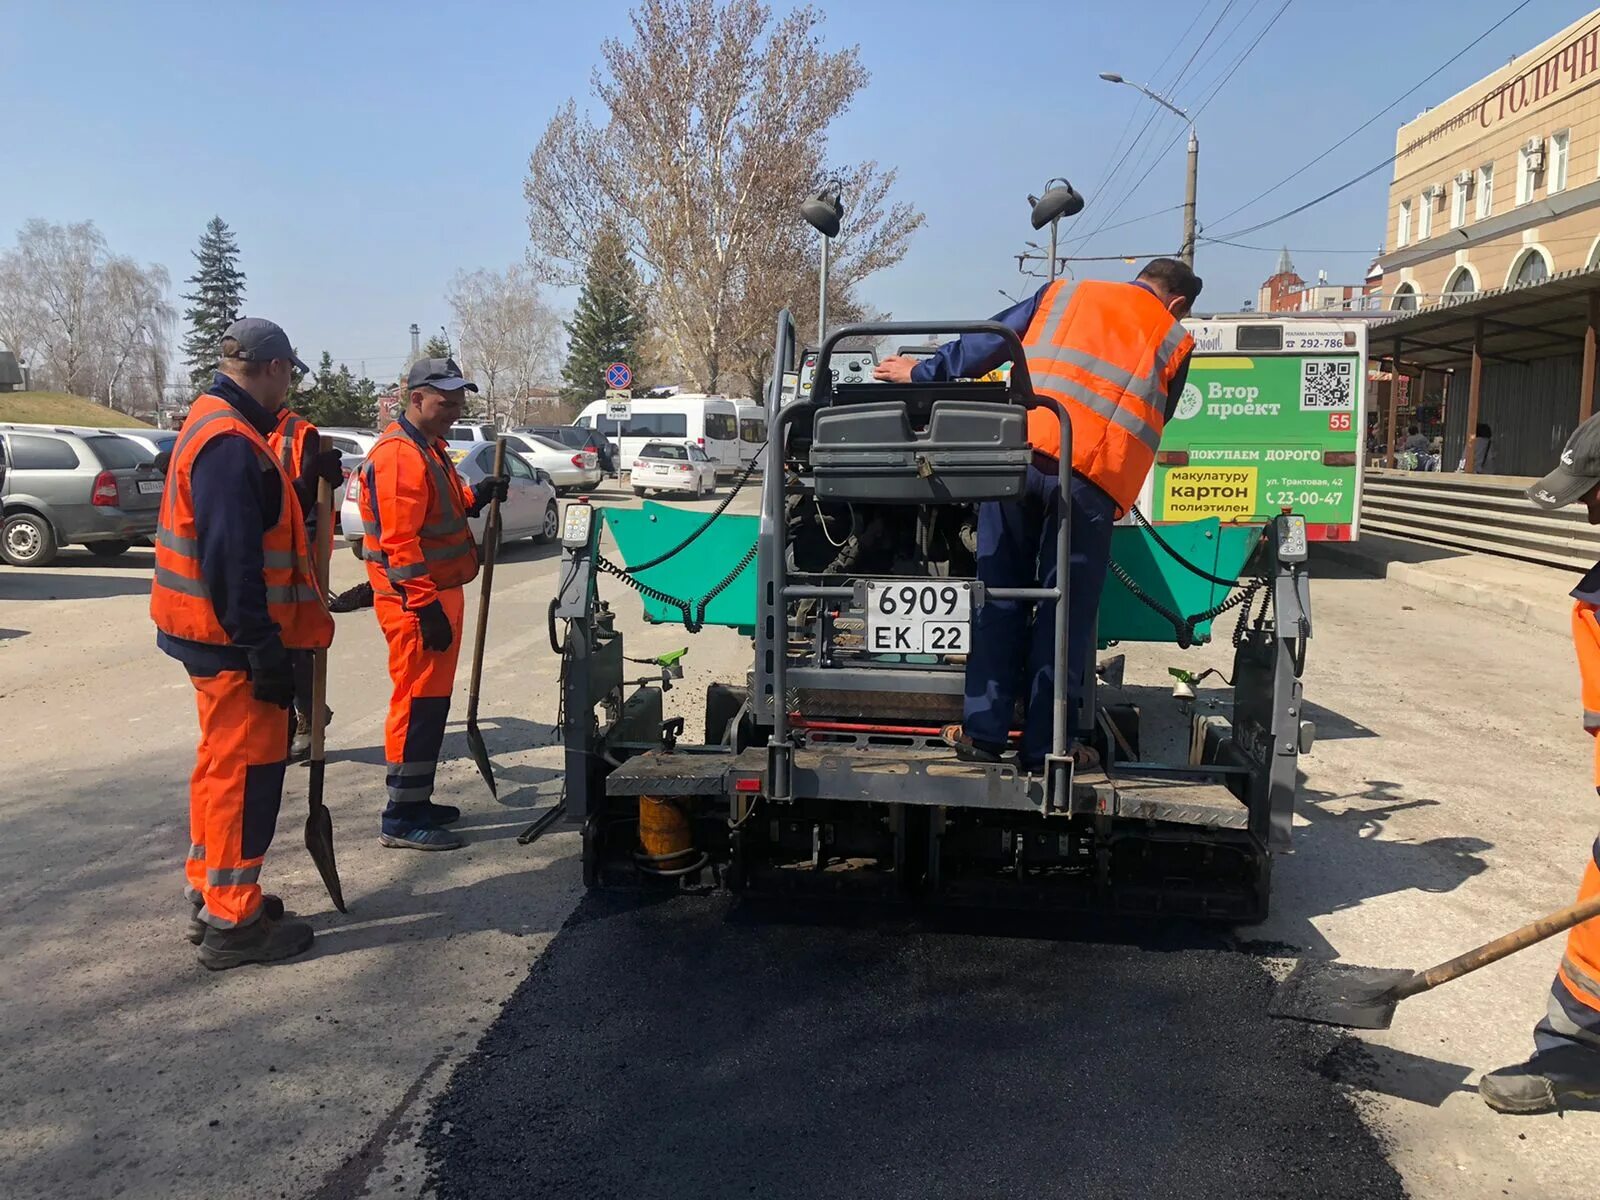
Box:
[638,794,693,863]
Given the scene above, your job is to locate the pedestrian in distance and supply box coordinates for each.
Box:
[873,258,1201,774]
[357,358,507,850]
[268,402,345,760]
[150,318,332,970]
[1481,414,1600,1111]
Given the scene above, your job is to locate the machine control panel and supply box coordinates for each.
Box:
[798,345,880,395]
[1276,512,1308,563]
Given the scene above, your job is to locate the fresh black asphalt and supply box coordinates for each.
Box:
[420,893,1405,1200]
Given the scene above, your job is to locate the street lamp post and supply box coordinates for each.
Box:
[801,180,845,345]
[1099,72,1198,267]
[1026,179,1084,282]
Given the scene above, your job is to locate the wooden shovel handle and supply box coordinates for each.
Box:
[310,478,334,762]
[1396,889,1600,1000]
[465,437,506,717]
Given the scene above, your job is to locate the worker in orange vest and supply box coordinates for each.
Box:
[268,404,343,759]
[358,358,507,850]
[874,258,1201,772]
[1481,418,1600,1111]
[151,318,333,969]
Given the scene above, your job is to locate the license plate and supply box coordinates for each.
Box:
[137,480,163,495]
[865,581,971,655]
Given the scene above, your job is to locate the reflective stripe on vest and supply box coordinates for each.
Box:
[357,423,478,594]
[149,394,333,650]
[272,411,307,476]
[1022,279,1193,514]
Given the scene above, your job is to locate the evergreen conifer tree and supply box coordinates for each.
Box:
[561,220,645,405]
[180,217,246,389]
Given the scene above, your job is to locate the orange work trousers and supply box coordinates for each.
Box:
[375,587,465,832]
[183,669,290,928]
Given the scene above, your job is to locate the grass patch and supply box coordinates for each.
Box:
[0,392,154,428]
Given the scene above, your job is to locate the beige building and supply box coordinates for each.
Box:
[1382,10,1600,308]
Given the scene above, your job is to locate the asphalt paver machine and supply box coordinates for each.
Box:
[551,313,1314,920]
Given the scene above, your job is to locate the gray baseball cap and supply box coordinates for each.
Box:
[406,356,478,393]
[1530,413,1600,509]
[222,317,310,373]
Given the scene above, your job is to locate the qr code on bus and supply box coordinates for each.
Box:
[1299,359,1354,411]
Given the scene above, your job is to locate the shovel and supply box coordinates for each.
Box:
[1270,890,1600,1030]
[464,437,506,797]
[305,477,347,912]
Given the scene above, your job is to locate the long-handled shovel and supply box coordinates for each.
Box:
[463,437,506,797]
[1269,889,1600,1030]
[305,477,347,912]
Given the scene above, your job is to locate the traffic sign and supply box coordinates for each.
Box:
[604,362,633,390]
[606,389,632,421]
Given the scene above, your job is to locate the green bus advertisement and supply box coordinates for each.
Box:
[1141,316,1367,542]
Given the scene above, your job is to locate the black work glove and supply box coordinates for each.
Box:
[415,600,454,652]
[314,448,345,489]
[467,474,509,517]
[152,449,172,475]
[248,651,296,709]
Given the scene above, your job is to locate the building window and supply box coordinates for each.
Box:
[1518,143,1540,205]
[1551,130,1570,194]
[1477,162,1494,218]
[1509,247,1551,288]
[1450,179,1468,228]
[1392,282,1418,311]
[1397,199,1412,247]
[1417,191,1433,240]
[1445,266,1478,296]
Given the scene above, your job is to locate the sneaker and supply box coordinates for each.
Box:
[379,827,464,852]
[187,894,285,945]
[1480,1058,1600,1114]
[196,916,314,970]
[423,802,462,827]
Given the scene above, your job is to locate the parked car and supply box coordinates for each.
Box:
[103,428,178,461]
[575,394,742,478]
[500,432,603,492]
[518,424,620,475]
[630,440,718,498]
[446,422,499,444]
[0,426,165,566]
[341,441,559,559]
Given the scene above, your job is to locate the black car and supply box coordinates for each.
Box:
[519,425,619,475]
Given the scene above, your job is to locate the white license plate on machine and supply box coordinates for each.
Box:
[137,480,163,494]
[865,581,972,654]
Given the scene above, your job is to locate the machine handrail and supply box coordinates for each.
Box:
[809,320,1036,405]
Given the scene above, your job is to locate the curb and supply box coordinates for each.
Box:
[1316,541,1571,637]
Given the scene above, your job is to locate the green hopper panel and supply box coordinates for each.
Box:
[600,502,1261,646]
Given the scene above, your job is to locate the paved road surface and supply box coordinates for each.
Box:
[3,489,1599,1198]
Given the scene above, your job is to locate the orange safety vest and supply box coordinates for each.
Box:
[358,421,480,598]
[269,408,315,481]
[150,393,333,650]
[1021,279,1194,515]
[1575,601,1600,789]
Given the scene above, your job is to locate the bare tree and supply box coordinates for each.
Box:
[98,257,174,413]
[447,264,562,424]
[524,0,922,393]
[11,220,106,395]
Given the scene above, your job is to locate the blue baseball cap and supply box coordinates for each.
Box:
[222,317,310,373]
[406,356,478,393]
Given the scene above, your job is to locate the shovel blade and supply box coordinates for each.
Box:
[1268,960,1416,1030]
[304,761,347,913]
[465,721,497,797]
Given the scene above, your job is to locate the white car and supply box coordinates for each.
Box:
[341,441,560,558]
[631,440,718,497]
[500,432,603,492]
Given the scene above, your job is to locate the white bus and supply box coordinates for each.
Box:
[574,394,742,478]
[734,399,767,471]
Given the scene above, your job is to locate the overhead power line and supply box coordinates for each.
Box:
[1206,0,1545,230]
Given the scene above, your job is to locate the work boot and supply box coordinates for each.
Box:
[196,915,314,971]
[186,894,285,945]
[1480,1055,1600,1114]
[290,712,312,762]
[379,827,464,851]
[422,802,462,827]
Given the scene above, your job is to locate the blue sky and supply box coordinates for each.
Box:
[0,0,1572,382]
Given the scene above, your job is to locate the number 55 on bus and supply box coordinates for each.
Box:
[1133,316,1368,542]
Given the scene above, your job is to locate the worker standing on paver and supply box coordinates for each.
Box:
[873,259,1200,772]
[1481,416,1600,1111]
[268,403,344,759]
[358,358,506,851]
[151,318,332,969]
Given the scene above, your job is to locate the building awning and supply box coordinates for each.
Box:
[1367,264,1600,372]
